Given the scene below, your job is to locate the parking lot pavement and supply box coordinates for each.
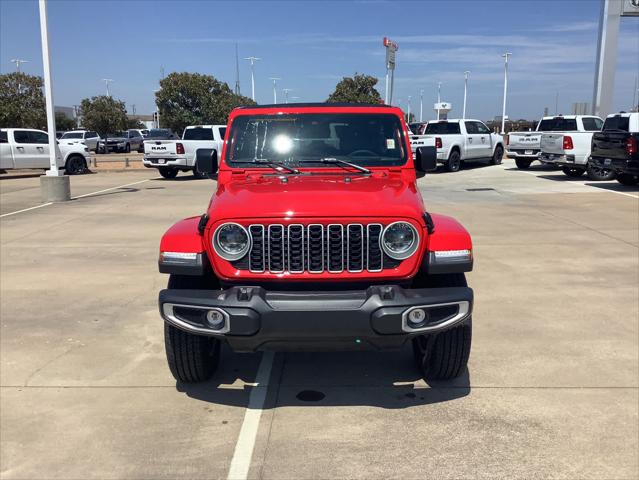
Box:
[1,159,637,479]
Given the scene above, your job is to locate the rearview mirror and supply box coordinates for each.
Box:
[415,146,437,177]
[196,149,218,179]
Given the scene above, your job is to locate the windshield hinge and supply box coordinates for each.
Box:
[423,212,435,234]
[197,214,209,235]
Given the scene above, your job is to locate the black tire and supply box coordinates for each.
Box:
[515,158,532,169]
[445,150,461,172]
[491,146,504,165]
[617,173,639,186]
[124,143,131,153]
[562,167,585,177]
[65,155,87,175]
[158,167,179,179]
[164,275,221,383]
[411,273,472,381]
[586,162,615,181]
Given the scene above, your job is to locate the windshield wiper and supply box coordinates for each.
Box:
[235,159,301,174]
[299,158,371,174]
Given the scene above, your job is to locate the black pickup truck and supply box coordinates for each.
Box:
[589,113,639,186]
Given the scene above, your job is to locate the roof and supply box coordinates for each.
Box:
[237,102,393,109]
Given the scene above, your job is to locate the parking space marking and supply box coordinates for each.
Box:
[0,202,53,218]
[512,168,639,199]
[0,179,152,218]
[227,351,275,480]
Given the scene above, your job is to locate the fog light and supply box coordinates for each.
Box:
[408,308,428,325]
[206,309,226,329]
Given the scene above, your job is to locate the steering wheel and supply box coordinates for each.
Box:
[348,149,378,157]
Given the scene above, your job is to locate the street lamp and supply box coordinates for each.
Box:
[269,77,281,103]
[102,78,113,97]
[10,58,29,73]
[463,71,470,119]
[407,95,412,122]
[282,88,292,104]
[437,82,442,120]
[419,89,424,122]
[244,56,260,102]
[501,53,512,135]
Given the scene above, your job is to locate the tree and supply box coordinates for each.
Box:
[155,72,255,133]
[0,72,46,129]
[55,112,76,131]
[79,96,128,135]
[326,74,383,104]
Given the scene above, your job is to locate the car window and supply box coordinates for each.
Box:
[538,118,578,131]
[13,130,32,143]
[582,118,602,131]
[464,122,477,134]
[183,127,214,140]
[424,122,461,135]
[219,127,227,139]
[61,132,84,139]
[31,131,49,144]
[475,122,491,134]
[0,131,8,143]
[602,116,630,131]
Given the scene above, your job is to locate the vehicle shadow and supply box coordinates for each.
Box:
[585,182,639,193]
[178,345,471,409]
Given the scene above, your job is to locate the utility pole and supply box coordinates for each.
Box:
[407,95,411,122]
[419,89,424,122]
[269,77,281,103]
[501,52,512,135]
[244,56,260,102]
[234,43,241,95]
[282,88,292,104]
[437,81,442,120]
[102,78,113,97]
[38,0,70,201]
[131,104,136,116]
[463,71,470,119]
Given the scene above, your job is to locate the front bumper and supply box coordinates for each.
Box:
[159,285,473,351]
[590,156,639,175]
[143,156,189,168]
[539,153,584,167]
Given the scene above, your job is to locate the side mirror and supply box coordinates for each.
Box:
[415,146,437,177]
[196,149,218,179]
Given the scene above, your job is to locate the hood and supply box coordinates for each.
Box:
[208,172,425,221]
[103,136,126,142]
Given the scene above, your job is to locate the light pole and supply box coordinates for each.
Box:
[102,78,113,97]
[10,58,29,73]
[463,71,470,119]
[419,89,424,122]
[282,88,292,104]
[38,0,70,201]
[437,81,442,120]
[407,95,412,122]
[269,77,280,103]
[244,56,260,102]
[501,52,512,135]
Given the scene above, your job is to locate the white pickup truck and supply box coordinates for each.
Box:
[538,115,607,179]
[143,124,226,179]
[409,119,504,172]
[0,128,91,175]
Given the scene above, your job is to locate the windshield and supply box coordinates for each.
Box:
[183,127,214,140]
[226,113,407,167]
[424,122,460,135]
[107,132,126,138]
[147,129,173,138]
[538,118,578,131]
[61,132,83,139]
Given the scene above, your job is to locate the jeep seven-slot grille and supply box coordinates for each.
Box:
[236,223,401,274]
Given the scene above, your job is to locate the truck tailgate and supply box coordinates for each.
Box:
[540,133,565,155]
[144,140,178,157]
[410,135,434,151]
[591,131,631,161]
[508,132,540,151]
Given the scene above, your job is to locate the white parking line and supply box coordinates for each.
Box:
[0,179,151,218]
[514,168,639,199]
[227,351,275,480]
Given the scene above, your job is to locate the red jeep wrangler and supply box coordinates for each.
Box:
[158,104,473,383]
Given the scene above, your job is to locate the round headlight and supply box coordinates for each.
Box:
[213,223,251,261]
[381,222,419,260]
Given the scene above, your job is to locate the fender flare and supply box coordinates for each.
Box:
[423,213,473,273]
[159,216,209,275]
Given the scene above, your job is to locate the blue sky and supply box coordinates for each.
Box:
[1,0,638,120]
